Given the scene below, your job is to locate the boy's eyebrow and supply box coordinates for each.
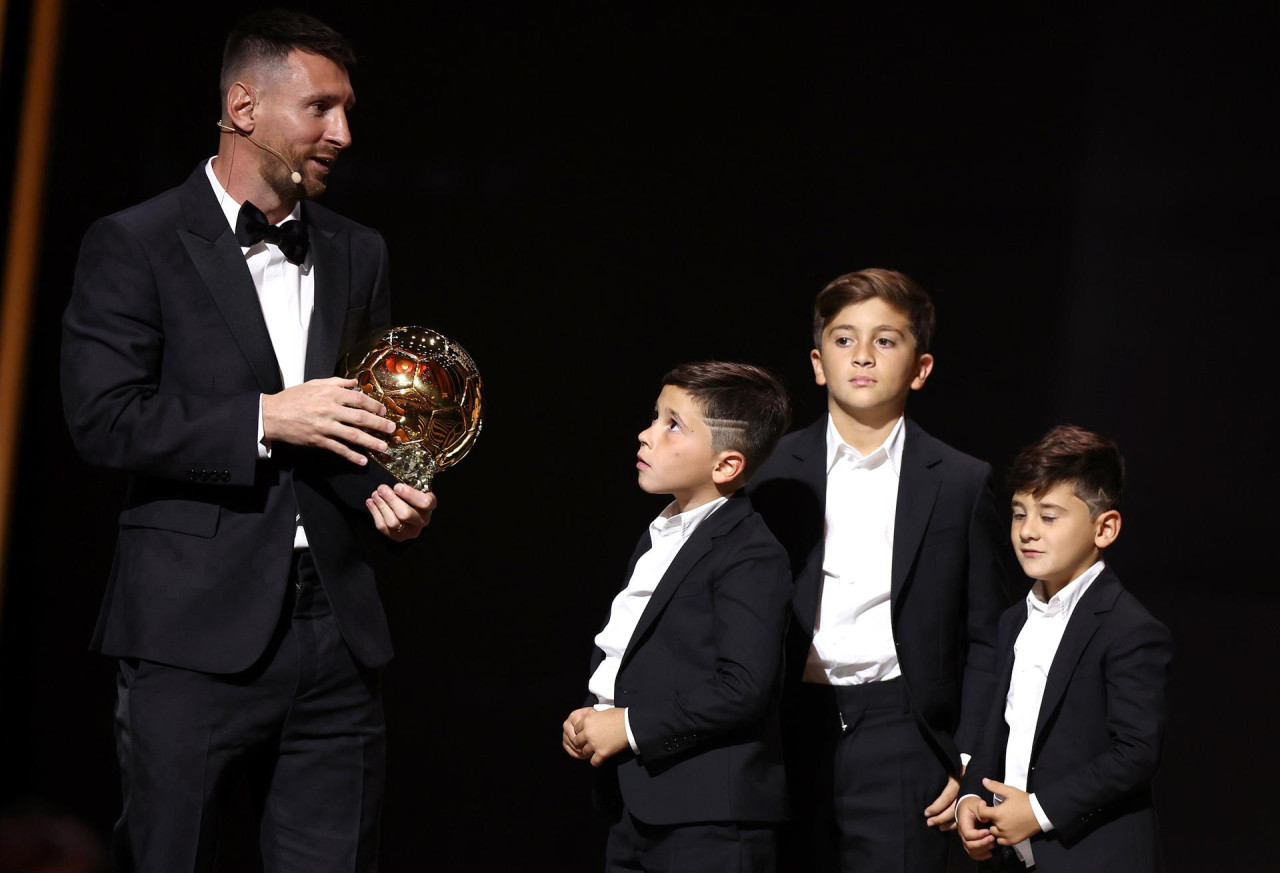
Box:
[828,323,906,334]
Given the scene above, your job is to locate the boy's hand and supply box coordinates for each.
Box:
[562,707,594,760]
[572,707,630,767]
[982,778,1042,845]
[924,772,961,831]
[956,795,996,860]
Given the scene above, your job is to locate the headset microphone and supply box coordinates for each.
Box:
[216,121,303,185]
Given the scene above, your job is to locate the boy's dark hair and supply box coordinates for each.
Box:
[221,10,356,94]
[1008,425,1125,517]
[663,362,791,481]
[812,268,937,353]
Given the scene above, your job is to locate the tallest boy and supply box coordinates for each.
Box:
[61,10,434,871]
[750,269,1010,871]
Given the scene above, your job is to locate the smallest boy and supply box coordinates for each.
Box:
[957,425,1172,872]
[562,362,793,872]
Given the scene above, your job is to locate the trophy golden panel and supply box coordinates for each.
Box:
[343,326,483,490]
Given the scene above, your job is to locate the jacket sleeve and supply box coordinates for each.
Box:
[1035,609,1172,842]
[955,464,1013,757]
[61,216,259,485]
[627,536,792,765]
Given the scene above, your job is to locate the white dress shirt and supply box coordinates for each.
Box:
[205,159,314,549]
[589,496,728,751]
[980,559,1105,867]
[803,415,905,685]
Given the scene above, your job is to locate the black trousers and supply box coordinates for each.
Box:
[779,679,954,873]
[111,552,386,873]
[606,809,777,873]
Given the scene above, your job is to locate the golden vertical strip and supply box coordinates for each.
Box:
[0,0,63,621]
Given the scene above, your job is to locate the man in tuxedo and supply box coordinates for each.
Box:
[748,269,1011,871]
[60,11,432,871]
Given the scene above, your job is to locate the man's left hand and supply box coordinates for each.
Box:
[366,482,435,541]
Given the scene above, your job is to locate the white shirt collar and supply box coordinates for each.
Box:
[1026,559,1105,620]
[825,414,906,476]
[204,157,302,240]
[651,496,727,540]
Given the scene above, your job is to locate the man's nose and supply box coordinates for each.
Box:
[327,108,352,149]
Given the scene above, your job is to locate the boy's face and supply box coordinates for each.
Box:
[637,385,732,511]
[1011,482,1120,592]
[811,297,933,422]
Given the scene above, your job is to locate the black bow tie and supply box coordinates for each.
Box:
[235,200,309,266]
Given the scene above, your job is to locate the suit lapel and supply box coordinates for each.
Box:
[891,421,942,611]
[177,166,283,393]
[787,419,828,634]
[1031,568,1122,753]
[302,206,351,380]
[619,495,751,669]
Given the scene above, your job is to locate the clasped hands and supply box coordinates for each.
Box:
[956,778,1041,861]
[561,707,629,767]
[261,376,435,541]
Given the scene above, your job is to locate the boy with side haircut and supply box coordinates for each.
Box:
[748,269,1011,871]
[957,425,1172,871]
[562,361,793,872]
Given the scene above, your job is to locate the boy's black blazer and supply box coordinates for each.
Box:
[61,164,398,674]
[590,491,792,826]
[747,417,1011,770]
[961,567,1172,872]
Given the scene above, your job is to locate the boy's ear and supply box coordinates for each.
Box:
[1094,509,1122,549]
[910,353,935,391]
[712,450,747,487]
[810,348,827,387]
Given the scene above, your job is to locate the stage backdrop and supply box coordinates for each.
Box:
[1,4,1272,870]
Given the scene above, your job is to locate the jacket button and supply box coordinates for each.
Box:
[221,471,231,482]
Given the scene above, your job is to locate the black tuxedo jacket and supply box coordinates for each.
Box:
[747,417,1011,770]
[590,492,792,826]
[961,567,1171,872]
[62,164,399,674]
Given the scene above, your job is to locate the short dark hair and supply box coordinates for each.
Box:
[812,268,936,353]
[221,10,356,94]
[1008,425,1125,517]
[662,362,791,482]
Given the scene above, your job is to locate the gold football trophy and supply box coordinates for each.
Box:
[343,326,483,490]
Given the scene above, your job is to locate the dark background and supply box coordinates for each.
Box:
[1,3,1274,870]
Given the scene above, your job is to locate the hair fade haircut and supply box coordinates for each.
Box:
[812,268,937,353]
[662,362,791,481]
[1008,425,1125,517]
[221,9,356,95]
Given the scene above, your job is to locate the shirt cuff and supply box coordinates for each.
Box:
[257,395,271,459]
[955,793,980,825]
[623,708,638,753]
[1029,793,1054,832]
[960,751,971,769]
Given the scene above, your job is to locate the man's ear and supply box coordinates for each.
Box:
[910,352,935,391]
[1094,509,1122,549]
[712,450,746,487]
[226,82,257,134]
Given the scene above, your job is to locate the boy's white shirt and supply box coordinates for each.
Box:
[803,414,905,685]
[588,496,728,753]
[959,559,1106,867]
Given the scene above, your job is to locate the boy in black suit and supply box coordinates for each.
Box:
[747,269,1011,871]
[957,426,1172,871]
[562,361,793,872]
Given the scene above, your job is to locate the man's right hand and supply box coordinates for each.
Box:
[956,795,996,861]
[262,377,397,465]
